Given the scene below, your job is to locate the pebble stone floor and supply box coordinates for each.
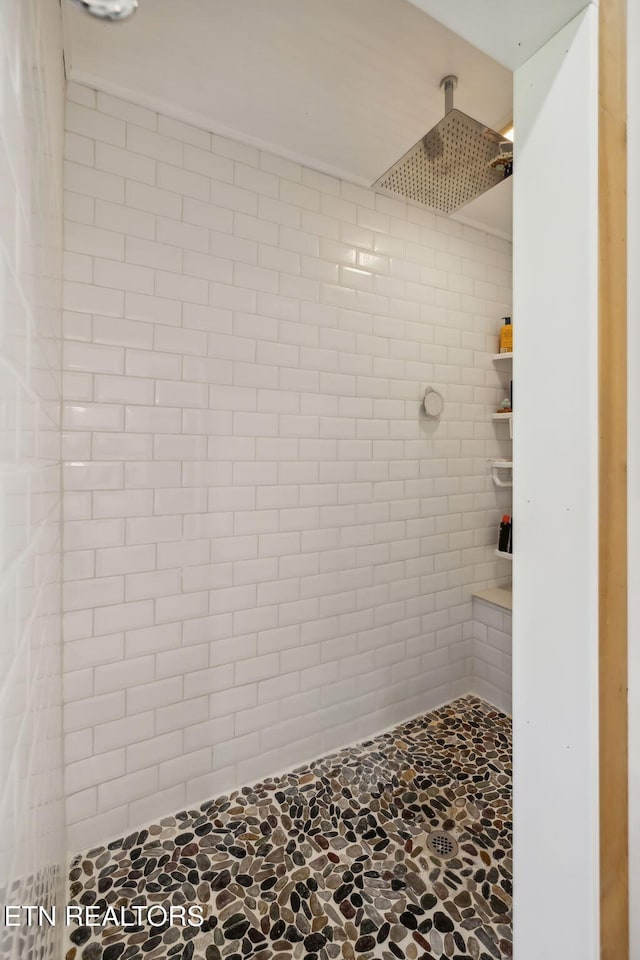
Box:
[66,696,512,960]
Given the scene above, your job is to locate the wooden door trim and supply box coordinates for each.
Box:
[599,0,629,956]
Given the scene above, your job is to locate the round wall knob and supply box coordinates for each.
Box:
[423,387,444,419]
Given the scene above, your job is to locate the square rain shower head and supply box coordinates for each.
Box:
[373,108,512,215]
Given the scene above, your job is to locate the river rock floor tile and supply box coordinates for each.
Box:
[66,695,512,960]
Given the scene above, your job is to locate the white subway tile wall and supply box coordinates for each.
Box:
[63,84,512,851]
[470,598,512,714]
[0,0,65,956]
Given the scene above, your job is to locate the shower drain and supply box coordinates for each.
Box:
[425,830,458,860]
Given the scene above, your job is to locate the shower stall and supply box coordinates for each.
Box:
[0,0,607,959]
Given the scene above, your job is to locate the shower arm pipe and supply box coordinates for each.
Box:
[440,75,458,115]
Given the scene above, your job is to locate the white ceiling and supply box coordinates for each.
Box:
[63,0,515,236]
[406,0,592,70]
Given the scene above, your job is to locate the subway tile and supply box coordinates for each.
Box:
[211,180,258,216]
[96,141,155,184]
[158,748,212,790]
[63,281,124,318]
[235,163,279,198]
[157,538,209,568]
[96,544,156,577]
[155,697,208,736]
[126,676,183,713]
[65,161,124,203]
[126,180,182,219]
[157,644,208,680]
[93,600,155,636]
[184,663,234,699]
[65,691,125,733]
[259,196,300,228]
[209,280,257,313]
[92,431,152,460]
[67,82,96,108]
[67,101,126,146]
[61,88,512,844]
[98,767,158,812]
[183,198,234,233]
[259,151,301,182]
[153,486,207,516]
[126,731,184,774]
[155,270,209,305]
[185,145,233,182]
[64,190,95,225]
[127,124,184,164]
[184,714,234,753]
[157,215,209,253]
[236,701,279,736]
[62,301,90,337]
[158,161,209,200]
[212,231,258,265]
[235,653,279,685]
[126,568,182,602]
[93,315,154,350]
[66,221,125,261]
[94,257,154,295]
[95,655,155,694]
[63,401,123,432]
[183,251,233,284]
[126,236,182,273]
[66,786,97,826]
[64,518,125,551]
[158,114,211,149]
[63,574,124,612]
[64,460,123,491]
[234,262,278,294]
[98,93,156,129]
[125,348,182,381]
[66,748,126,795]
[71,493,127,534]
[95,199,155,239]
[280,179,320,212]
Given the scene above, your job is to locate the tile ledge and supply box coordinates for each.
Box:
[472,585,513,612]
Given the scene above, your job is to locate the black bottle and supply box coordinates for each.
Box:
[498,516,511,553]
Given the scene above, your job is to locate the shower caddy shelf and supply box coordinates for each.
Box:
[490,459,513,487]
[492,346,513,561]
[492,352,512,435]
[492,411,513,439]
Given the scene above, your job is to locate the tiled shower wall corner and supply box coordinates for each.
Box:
[470,598,512,714]
[62,82,513,852]
[0,0,65,957]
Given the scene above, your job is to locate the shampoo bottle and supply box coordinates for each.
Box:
[499,316,512,353]
[498,516,511,553]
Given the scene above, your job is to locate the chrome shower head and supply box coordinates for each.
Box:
[373,76,512,215]
[69,0,138,20]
